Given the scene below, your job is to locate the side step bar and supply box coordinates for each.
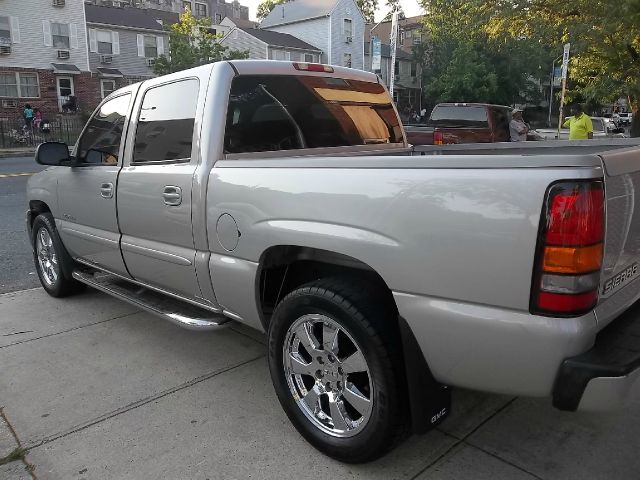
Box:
[72,270,230,331]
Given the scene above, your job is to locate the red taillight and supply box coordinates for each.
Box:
[433,130,444,145]
[293,62,334,73]
[531,181,605,316]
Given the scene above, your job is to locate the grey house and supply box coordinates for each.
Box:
[220,28,321,63]
[364,42,420,109]
[259,0,365,69]
[85,4,178,98]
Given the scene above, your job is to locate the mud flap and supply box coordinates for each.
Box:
[398,316,451,433]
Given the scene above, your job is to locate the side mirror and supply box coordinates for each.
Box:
[35,142,71,166]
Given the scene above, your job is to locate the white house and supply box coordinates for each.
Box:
[259,0,365,69]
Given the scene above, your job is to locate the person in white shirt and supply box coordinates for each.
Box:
[509,108,529,142]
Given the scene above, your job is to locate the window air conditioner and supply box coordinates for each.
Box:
[345,36,353,43]
[0,44,11,55]
[145,58,155,67]
[2,99,18,108]
[57,50,71,59]
[100,55,113,64]
[52,0,66,6]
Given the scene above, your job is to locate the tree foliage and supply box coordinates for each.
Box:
[256,0,289,21]
[154,10,248,75]
[358,0,378,23]
[420,0,640,134]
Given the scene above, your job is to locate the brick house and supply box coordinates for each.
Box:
[0,0,93,120]
[85,4,177,100]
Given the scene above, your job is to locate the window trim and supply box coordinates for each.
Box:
[51,22,70,49]
[131,77,200,166]
[96,29,114,55]
[194,2,207,17]
[0,16,11,41]
[143,34,158,58]
[0,72,40,98]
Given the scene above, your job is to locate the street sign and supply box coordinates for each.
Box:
[553,65,562,87]
[561,43,570,79]
[371,36,382,72]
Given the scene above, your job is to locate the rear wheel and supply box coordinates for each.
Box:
[268,277,406,463]
[31,213,85,297]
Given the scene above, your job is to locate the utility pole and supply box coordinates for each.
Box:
[557,43,570,139]
[547,54,562,128]
[389,10,399,99]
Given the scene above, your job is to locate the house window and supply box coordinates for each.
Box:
[0,72,39,98]
[343,53,352,68]
[411,62,417,77]
[304,53,315,63]
[0,16,10,41]
[215,13,222,23]
[272,49,285,61]
[19,73,39,98]
[51,22,70,49]
[412,30,421,44]
[182,1,192,11]
[101,79,116,99]
[399,30,405,45]
[343,18,352,37]
[97,30,113,54]
[144,35,157,58]
[394,61,399,75]
[195,2,207,17]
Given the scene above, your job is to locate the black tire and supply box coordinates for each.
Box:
[268,276,406,463]
[31,213,86,297]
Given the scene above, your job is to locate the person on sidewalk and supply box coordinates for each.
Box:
[33,108,43,130]
[509,108,529,141]
[23,104,34,129]
[563,104,593,140]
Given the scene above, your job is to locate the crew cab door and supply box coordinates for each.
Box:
[56,89,136,276]
[117,77,203,300]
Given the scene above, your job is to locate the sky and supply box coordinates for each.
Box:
[242,0,424,22]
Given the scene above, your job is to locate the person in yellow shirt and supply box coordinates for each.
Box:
[563,104,594,140]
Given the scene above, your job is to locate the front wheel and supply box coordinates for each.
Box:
[31,213,85,297]
[268,277,406,463]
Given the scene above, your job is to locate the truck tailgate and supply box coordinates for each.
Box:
[597,146,640,324]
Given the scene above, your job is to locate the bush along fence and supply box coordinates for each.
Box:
[0,117,85,149]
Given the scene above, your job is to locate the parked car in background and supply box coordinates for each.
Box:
[536,117,627,140]
[613,112,633,127]
[404,103,539,145]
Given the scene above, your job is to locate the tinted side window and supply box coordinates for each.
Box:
[77,94,130,165]
[224,75,403,154]
[133,79,199,164]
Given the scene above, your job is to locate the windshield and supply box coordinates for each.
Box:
[428,105,488,127]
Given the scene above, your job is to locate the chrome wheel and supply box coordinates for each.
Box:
[283,314,373,438]
[36,227,59,287]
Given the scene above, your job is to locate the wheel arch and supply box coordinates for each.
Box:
[27,200,52,235]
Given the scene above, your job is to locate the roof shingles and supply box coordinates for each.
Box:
[85,5,178,31]
[240,28,321,51]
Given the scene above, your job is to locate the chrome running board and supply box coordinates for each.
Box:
[72,270,231,331]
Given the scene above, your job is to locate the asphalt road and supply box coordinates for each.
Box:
[1,156,46,294]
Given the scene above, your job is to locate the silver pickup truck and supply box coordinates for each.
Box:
[27,60,640,463]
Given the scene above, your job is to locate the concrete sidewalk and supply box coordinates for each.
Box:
[1,288,639,479]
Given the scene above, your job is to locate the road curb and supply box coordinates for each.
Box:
[0,151,35,159]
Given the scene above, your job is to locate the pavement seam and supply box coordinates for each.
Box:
[1,408,38,479]
[25,354,266,450]
[229,325,267,346]
[462,442,545,480]
[0,311,139,349]
[409,397,518,480]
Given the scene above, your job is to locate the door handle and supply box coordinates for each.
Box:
[100,182,114,199]
[162,186,182,206]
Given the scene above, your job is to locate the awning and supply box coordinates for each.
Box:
[51,63,81,75]
[96,67,124,78]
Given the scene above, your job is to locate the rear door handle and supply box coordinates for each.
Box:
[100,182,114,199]
[162,186,182,206]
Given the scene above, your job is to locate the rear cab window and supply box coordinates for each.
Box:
[224,75,403,154]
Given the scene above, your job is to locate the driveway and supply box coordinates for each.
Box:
[1,288,639,479]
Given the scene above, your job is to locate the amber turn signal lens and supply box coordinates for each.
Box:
[542,243,603,274]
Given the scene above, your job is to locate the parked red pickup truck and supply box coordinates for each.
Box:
[405,103,524,145]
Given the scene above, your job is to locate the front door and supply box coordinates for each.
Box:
[117,78,202,299]
[56,76,74,112]
[56,87,138,276]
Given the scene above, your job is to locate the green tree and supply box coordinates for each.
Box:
[256,0,289,20]
[358,0,378,23]
[153,10,248,75]
[419,0,551,107]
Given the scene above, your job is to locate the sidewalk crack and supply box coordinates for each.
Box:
[1,408,38,479]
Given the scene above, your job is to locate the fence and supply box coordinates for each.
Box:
[0,117,85,149]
